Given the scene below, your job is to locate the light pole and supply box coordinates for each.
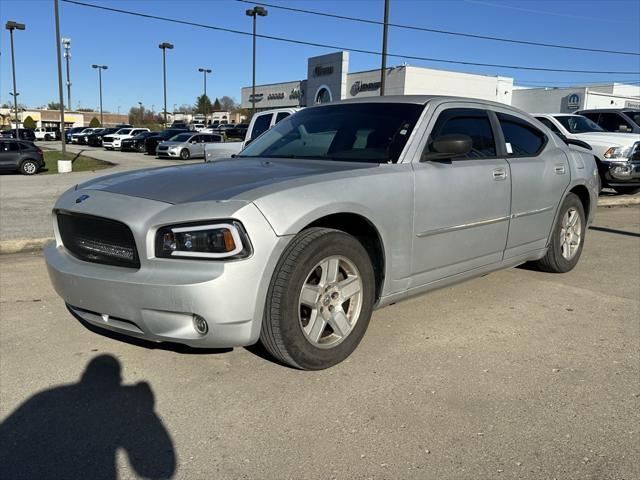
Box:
[198,67,212,123]
[245,6,267,115]
[91,64,107,126]
[62,37,71,109]
[5,20,25,139]
[158,42,173,126]
[380,0,389,96]
[138,101,143,125]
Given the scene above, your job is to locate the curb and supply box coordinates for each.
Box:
[597,196,640,207]
[0,237,54,255]
[0,197,638,255]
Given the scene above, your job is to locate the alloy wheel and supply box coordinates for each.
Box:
[560,207,582,260]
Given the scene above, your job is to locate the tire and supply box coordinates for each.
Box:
[613,186,640,195]
[180,149,190,160]
[44,134,51,141]
[19,159,38,175]
[137,143,145,153]
[533,193,585,273]
[260,227,375,370]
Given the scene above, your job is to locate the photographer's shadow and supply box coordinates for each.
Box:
[0,355,176,480]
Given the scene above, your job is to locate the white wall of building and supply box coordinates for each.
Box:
[512,84,639,113]
[402,66,513,103]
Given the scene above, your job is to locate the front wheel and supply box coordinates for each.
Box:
[533,193,585,273]
[180,149,190,160]
[44,134,51,141]
[613,186,640,195]
[261,228,375,370]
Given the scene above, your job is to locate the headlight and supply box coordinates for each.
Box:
[604,145,633,160]
[155,221,251,259]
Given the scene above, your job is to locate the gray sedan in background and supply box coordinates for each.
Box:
[156,132,224,160]
[45,96,598,370]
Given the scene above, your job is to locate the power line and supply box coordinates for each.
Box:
[61,0,640,75]
[237,0,640,56]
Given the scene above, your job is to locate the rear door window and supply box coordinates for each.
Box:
[250,114,273,140]
[275,112,291,124]
[497,112,547,157]
[429,108,497,158]
[597,113,634,133]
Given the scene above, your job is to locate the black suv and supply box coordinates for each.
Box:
[86,127,122,147]
[1,128,36,142]
[144,128,189,155]
[0,139,45,175]
[576,108,640,134]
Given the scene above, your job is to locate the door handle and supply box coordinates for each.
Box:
[555,164,566,175]
[492,168,507,181]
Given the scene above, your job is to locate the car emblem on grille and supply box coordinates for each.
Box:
[75,194,90,204]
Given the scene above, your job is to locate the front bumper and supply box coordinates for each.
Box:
[156,149,179,157]
[44,191,291,348]
[103,139,122,149]
[600,161,640,186]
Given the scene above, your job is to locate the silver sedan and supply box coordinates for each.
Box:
[45,96,599,369]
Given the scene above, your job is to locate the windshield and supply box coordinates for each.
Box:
[623,111,640,127]
[555,115,604,133]
[169,133,193,142]
[133,132,150,139]
[240,103,424,163]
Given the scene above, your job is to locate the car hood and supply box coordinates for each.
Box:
[158,141,185,146]
[573,131,640,146]
[77,158,378,204]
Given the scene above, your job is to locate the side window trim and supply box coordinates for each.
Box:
[488,110,507,157]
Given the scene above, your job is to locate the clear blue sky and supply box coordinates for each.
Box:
[1,0,639,113]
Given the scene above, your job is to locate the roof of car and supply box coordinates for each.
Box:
[577,108,640,113]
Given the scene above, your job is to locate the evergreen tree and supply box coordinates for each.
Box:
[23,116,36,129]
[89,117,101,127]
[194,95,213,115]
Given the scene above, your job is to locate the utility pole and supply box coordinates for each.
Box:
[62,37,71,109]
[158,42,174,126]
[53,0,69,171]
[198,67,212,124]
[138,101,143,125]
[92,64,107,126]
[5,20,25,139]
[380,0,389,96]
[245,6,267,115]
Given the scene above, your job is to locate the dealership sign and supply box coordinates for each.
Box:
[267,92,285,100]
[351,80,381,95]
[625,100,640,109]
[567,93,580,110]
[313,65,333,77]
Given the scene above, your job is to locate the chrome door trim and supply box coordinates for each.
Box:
[510,205,554,219]
[416,215,510,238]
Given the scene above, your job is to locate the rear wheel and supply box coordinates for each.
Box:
[180,149,190,160]
[261,228,375,370]
[613,186,640,195]
[20,159,38,175]
[137,143,145,153]
[44,134,52,141]
[533,193,585,273]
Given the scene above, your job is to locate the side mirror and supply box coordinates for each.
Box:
[422,134,472,161]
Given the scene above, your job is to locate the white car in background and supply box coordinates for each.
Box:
[102,128,150,150]
[534,113,640,195]
[204,107,302,162]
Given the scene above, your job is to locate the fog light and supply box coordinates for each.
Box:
[193,315,208,335]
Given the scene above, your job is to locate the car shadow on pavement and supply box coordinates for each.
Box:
[589,225,640,238]
[0,355,176,480]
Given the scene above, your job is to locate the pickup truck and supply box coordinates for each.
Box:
[204,107,301,162]
[102,128,150,150]
[534,113,640,194]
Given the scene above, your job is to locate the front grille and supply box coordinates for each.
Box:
[57,212,140,268]
[103,136,114,143]
[158,145,168,151]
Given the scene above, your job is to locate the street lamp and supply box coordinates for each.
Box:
[5,20,26,139]
[62,37,72,109]
[245,6,267,115]
[158,42,174,126]
[138,101,143,125]
[91,64,107,126]
[198,67,212,124]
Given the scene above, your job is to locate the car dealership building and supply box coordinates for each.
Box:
[241,51,515,110]
[241,51,639,115]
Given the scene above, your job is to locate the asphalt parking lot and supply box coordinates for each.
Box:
[0,205,638,480]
